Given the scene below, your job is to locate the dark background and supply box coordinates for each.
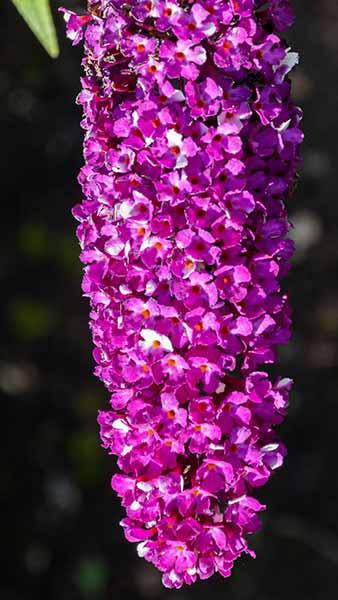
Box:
[1,1,338,598]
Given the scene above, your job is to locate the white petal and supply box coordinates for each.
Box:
[282,51,299,72]
[166,129,182,147]
[140,328,173,352]
[137,541,147,557]
[261,443,279,452]
[112,419,130,432]
[118,200,133,219]
[137,481,153,492]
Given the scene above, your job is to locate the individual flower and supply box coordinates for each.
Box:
[159,39,207,80]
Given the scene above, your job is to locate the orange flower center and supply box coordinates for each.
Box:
[171,145,181,155]
[223,40,232,51]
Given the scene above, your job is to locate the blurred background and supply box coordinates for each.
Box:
[1,1,338,598]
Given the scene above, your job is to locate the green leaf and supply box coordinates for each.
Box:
[11,0,59,58]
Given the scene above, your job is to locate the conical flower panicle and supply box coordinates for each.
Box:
[62,0,302,588]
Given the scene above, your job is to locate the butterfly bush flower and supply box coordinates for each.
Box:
[62,0,303,588]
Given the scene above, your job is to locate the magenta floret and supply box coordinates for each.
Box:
[62,0,302,588]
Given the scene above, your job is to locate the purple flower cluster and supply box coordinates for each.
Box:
[62,0,302,588]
